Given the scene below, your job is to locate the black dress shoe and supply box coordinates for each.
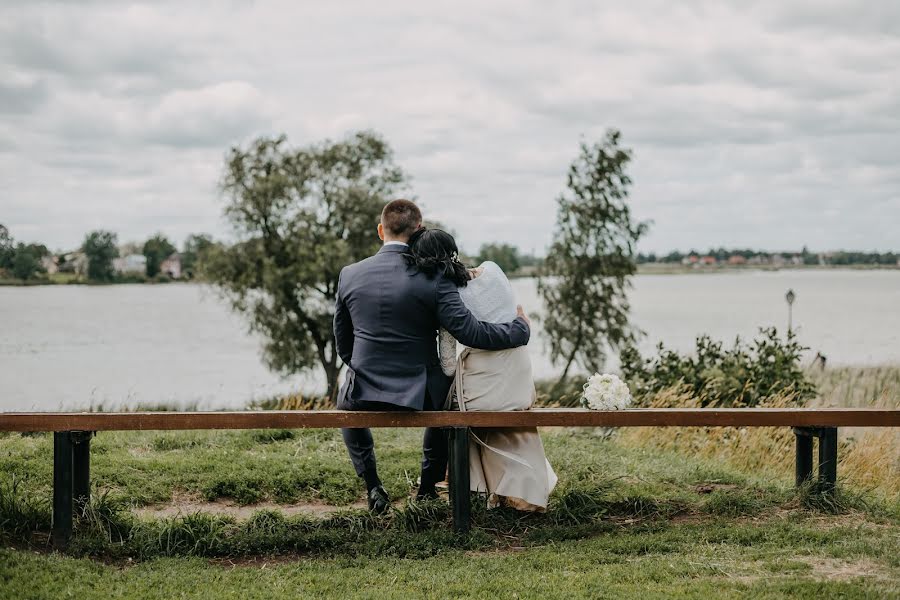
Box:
[368,485,390,514]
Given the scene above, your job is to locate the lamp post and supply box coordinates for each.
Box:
[785,288,796,334]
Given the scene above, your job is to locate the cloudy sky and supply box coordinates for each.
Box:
[2,0,898,255]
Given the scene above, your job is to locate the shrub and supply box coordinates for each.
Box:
[620,328,817,407]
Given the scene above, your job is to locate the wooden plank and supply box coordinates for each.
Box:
[0,408,898,432]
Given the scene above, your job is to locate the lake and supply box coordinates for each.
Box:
[1,270,898,411]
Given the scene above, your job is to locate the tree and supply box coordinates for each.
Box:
[181,234,215,278]
[143,234,176,278]
[11,243,48,280]
[537,130,650,387]
[205,131,408,398]
[477,243,521,273]
[83,230,119,282]
[0,224,14,271]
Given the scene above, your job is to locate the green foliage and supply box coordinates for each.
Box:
[142,234,176,278]
[0,224,13,271]
[204,131,408,397]
[0,226,49,281]
[180,233,215,278]
[538,130,650,387]
[82,230,119,282]
[476,243,521,273]
[620,328,817,407]
[10,243,48,280]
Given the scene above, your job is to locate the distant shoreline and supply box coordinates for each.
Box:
[2,264,897,286]
[634,263,900,275]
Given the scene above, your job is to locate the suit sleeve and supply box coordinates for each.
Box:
[333,268,354,365]
[435,276,530,350]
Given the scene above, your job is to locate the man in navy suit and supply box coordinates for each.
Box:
[334,199,531,512]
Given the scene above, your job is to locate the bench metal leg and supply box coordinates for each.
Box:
[793,428,814,486]
[793,426,838,496]
[72,431,92,514]
[818,427,838,492]
[52,432,74,550]
[448,427,471,534]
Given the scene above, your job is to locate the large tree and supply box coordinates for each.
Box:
[477,243,521,274]
[537,130,650,387]
[181,234,215,278]
[83,230,119,282]
[0,224,14,272]
[205,131,408,398]
[143,234,177,278]
[11,243,48,280]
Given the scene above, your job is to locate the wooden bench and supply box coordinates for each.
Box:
[2,408,898,549]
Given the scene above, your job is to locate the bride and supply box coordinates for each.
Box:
[406,228,557,511]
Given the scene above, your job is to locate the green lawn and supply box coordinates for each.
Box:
[1,428,898,598]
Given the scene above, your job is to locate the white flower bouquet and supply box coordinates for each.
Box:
[581,373,633,410]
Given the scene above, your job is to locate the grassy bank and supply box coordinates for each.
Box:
[2,427,899,597]
[1,366,898,597]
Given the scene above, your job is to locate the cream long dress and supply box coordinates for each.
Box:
[440,261,557,511]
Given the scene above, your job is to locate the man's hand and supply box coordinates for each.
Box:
[516,305,531,327]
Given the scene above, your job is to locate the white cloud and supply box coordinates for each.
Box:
[0,0,898,253]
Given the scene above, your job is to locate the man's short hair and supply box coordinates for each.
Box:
[381,199,422,238]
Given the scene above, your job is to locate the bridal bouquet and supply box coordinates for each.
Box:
[581,373,633,410]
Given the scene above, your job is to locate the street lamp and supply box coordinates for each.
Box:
[785,288,796,334]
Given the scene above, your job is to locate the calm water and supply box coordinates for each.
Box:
[1,270,898,411]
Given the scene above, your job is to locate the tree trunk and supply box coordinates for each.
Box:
[553,346,580,395]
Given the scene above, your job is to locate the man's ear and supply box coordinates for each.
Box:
[377,223,385,241]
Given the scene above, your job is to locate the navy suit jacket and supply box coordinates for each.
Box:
[334,244,531,410]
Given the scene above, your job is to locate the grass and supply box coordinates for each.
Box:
[1,424,899,598]
[614,366,900,500]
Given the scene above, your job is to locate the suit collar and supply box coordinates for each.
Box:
[378,244,409,254]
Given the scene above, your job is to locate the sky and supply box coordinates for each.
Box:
[1,0,899,256]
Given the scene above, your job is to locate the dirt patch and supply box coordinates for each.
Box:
[694,483,739,495]
[133,499,369,520]
[802,557,890,581]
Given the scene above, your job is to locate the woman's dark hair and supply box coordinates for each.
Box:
[405,228,470,287]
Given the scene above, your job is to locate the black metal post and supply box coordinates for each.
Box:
[72,431,92,514]
[52,432,74,550]
[818,427,838,492]
[793,428,814,487]
[448,427,471,534]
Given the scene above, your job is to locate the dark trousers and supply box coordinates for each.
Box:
[338,393,449,488]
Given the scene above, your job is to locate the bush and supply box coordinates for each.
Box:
[620,328,817,407]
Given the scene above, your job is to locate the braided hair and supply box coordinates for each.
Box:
[404,228,470,287]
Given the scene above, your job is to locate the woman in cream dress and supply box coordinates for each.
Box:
[406,229,557,511]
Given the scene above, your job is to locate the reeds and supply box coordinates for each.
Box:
[618,366,900,500]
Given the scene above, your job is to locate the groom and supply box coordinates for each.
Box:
[334,199,531,512]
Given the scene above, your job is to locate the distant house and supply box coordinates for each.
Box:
[59,252,89,276]
[113,254,147,275]
[159,253,182,279]
[41,255,59,274]
[727,255,747,265]
[681,255,700,266]
[700,256,717,265]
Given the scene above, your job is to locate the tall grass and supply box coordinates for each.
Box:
[617,366,900,500]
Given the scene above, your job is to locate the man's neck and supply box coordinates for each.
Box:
[383,239,409,247]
